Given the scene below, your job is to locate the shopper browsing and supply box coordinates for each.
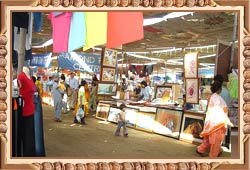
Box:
[66,71,78,110]
[73,80,87,125]
[196,81,233,157]
[115,104,128,137]
[52,77,64,122]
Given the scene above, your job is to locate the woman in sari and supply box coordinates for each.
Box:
[196,81,233,157]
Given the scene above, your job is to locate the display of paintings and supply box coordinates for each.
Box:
[154,85,172,101]
[185,79,199,104]
[124,108,139,128]
[97,82,118,96]
[96,103,111,120]
[153,108,183,139]
[107,107,121,123]
[136,112,156,132]
[103,48,117,68]
[180,114,205,143]
[101,67,116,82]
[184,52,198,78]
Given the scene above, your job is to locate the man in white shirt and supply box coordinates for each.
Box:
[66,71,78,110]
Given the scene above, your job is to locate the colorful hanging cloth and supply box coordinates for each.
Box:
[106,12,144,48]
[48,12,72,53]
[68,12,86,52]
[83,12,107,51]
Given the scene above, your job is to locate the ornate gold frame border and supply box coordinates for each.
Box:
[0,0,250,169]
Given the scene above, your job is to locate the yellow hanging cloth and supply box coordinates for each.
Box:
[83,12,107,51]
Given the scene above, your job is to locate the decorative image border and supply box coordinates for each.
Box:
[0,0,249,170]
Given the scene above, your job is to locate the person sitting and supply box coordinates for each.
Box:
[137,80,153,102]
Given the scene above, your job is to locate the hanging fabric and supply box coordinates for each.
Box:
[83,12,107,51]
[68,12,86,52]
[106,12,144,48]
[12,12,33,68]
[48,12,72,53]
[33,12,43,32]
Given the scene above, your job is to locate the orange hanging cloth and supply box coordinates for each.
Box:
[106,12,144,48]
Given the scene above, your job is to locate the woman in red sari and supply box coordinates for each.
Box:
[196,81,233,157]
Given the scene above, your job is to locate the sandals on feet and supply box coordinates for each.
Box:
[196,149,206,157]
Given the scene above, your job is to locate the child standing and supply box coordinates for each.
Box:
[115,104,128,137]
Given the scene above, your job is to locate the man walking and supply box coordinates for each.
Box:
[66,71,78,110]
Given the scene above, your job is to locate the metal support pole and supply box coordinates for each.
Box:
[17,28,27,74]
[230,12,238,69]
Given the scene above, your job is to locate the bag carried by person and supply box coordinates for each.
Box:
[66,85,73,97]
[74,106,85,124]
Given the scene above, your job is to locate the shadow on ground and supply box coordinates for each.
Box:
[42,104,233,159]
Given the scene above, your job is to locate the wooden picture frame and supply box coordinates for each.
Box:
[154,85,172,99]
[180,113,205,143]
[153,108,183,139]
[184,52,198,78]
[107,107,120,123]
[101,67,116,82]
[96,103,111,121]
[124,108,139,128]
[136,112,156,132]
[185,78,199,104]
[97,82,118,96]
[102,48,118,68]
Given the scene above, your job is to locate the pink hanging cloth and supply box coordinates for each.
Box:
[48,12,72,53]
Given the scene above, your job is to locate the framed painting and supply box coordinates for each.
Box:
[185,78,199,104]
[124,108,139,128]
[96,103,111,120]
[136,112,156,132]
[107,107,120,123]
[180,113,205,143]
[97,82,118,96]
[184,52,198,78]
[101,67,116,82]
[102,48,118,68]
[153,108,183,139]
[154,85,172,100]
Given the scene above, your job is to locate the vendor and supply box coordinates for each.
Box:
[137,80,153,102]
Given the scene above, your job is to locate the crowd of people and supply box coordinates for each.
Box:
[12,65,235,157]
[13,68,99,124]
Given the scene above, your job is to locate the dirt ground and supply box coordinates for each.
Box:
[42,104,236,159]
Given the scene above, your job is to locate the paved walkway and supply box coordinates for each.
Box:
[42,104,235,158]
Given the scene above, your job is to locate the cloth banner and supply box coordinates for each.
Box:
[30,53,52,68]
[58,52,101,73]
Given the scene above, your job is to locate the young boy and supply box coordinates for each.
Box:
[115,104,128,137]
